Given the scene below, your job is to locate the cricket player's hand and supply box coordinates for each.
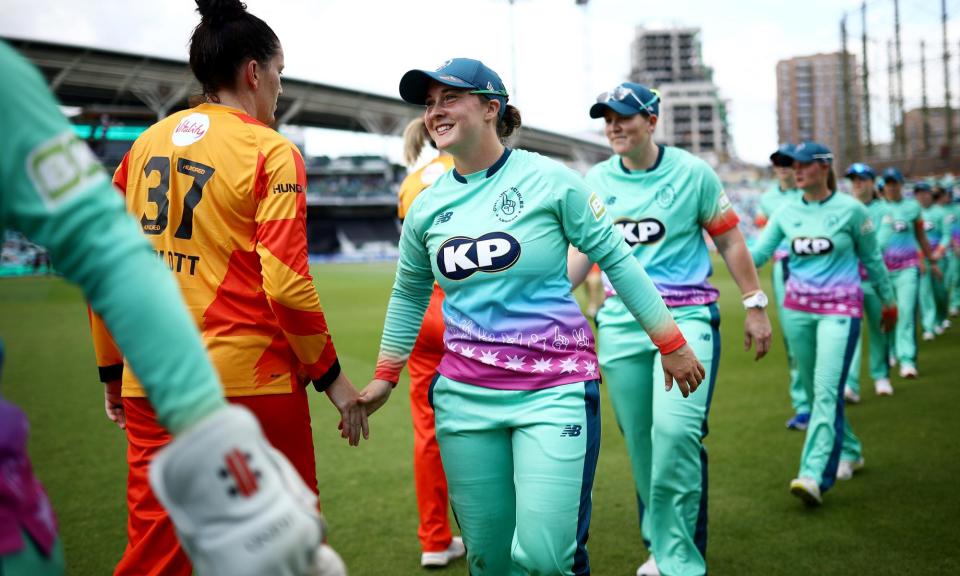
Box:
[357,379,394,417]
[661,344,705,398]
[744,308,772,361]
[881,304,899,333]
[324,373,368,446]
[104,380,125,430]
[150,405,347,576]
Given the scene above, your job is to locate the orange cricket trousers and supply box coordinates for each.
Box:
[408,284,455,553]
[115,387,317,576]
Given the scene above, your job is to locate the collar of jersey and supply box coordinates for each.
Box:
[801,190,836,205]
[452,148,513,183]
[618,144,664,175]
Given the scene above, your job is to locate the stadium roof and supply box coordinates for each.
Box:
[5,37,611,165]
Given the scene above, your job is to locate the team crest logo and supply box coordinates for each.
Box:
[824,215,840,231]
[494,187,524,222]
[655,184,677,209]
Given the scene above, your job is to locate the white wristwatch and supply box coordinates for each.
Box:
[742,291,769,310]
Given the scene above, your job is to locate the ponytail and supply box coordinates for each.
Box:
[402,117,432,167]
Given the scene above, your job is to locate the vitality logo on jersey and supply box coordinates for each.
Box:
[437,232,521,280]
[792,237,834,256]
[494,187,524,222]
[172,113,210,147]
[615,218,666,246]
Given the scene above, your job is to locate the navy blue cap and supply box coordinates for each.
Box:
[882,167,904,183]
[770,143,796,166]
[845,162,876,179]
[913,181,932,193]
[785,141,833,163]
[589,82,660,119]
[399,58,508,115]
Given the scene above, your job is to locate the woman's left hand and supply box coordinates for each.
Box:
[744,308,772,361]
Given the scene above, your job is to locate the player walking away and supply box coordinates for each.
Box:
[939,180,960,318]
[0,40,347,576]
[878,168,937,379]
[842,163,892,401]
[915,183,950,340]
[757,145,807,430]
[751,142,897,505]
[87,2,365,574]
[397,118,465,568]
[568,81,771,576]
[359,58,705,576]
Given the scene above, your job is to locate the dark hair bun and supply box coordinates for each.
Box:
[195,0,247,25]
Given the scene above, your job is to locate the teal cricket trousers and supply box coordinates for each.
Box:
[845,284,889,394]
[782,309,861,490]
[0,533,64,576]
[948,253,960,312]
[889,267,919,367]
[598,304,719,576]
[432,376,600,576]
[773,259,808,413]
[919,259,948,333]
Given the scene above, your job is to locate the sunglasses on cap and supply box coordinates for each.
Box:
[771,156,794,168]
[596,85,660,115]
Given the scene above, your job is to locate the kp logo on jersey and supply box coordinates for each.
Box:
[615,218,666,246]
[437,232,521,280]
[792,237,834,256]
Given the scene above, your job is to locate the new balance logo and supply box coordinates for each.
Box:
[435,211,454,225]
[560,424,582,437]
[218,448,261,498]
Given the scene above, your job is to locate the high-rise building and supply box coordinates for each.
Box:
[629,27,729,163]
[776,52,862,168]
[901,107,960,157]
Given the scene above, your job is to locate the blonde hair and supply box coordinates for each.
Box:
[402,117,432,167]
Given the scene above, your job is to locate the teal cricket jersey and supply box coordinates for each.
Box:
[0,41,223,434]
[375,148,685,390]
[920,204,950,254]
[584,146,740,308]
[757,181,802,261]
[859,199,890,281]
[879,198,922,271]
[752,191,894,317]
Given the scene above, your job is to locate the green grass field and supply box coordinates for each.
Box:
[1,259,959,575]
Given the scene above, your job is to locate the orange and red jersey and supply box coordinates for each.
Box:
[91,103,339,398]
[398,155,455,220]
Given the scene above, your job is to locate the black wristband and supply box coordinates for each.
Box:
[311,359,342,393]
[99,364,123,383]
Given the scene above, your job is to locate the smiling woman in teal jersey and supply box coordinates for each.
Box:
[358,59,705,576]
[758,145,807,429]
[842,163,893,401]
[915,184,951,339]
[878,168,937,378]
[752,143,896,506]
[568,82,772,576]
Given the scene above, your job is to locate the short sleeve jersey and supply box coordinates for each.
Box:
[377,149,681,390]
[757,182,802,261]
[99,103,339,397]
[752,191,893,316]
[585,146,740,307]
[879,198,922,271]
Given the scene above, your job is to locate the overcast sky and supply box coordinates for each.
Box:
[2,0,958,165]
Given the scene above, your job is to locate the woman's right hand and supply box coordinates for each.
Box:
[661,344,706,398]
[104,380,125,430]
[358,379,395,417]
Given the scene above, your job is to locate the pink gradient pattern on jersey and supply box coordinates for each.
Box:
[883,245,919,271]
[784,278,863,317]
[437,311,600,390]
[603,278,719,307]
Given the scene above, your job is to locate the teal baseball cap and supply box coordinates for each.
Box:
[589,82,660,118]
[882,167,904,183]
[770,144,796,167]
[785,141,833,164]
[845,162,876,180]
[399,58,509,116]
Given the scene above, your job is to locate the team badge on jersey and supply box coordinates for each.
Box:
[655,184,677,209]
[172,113,210,147]
[437,232,521,280]
[27,130,107,208]
[615,218,666,246]
[493,187,524,222]
[792,237,834,256]
[824,214,840,231]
